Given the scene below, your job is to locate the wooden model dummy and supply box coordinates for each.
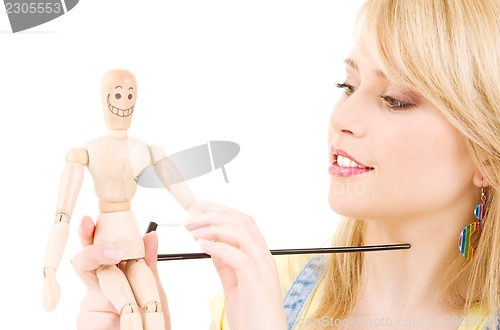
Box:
[42,69,200,329]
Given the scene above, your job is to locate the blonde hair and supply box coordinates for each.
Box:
[313,0,500,326]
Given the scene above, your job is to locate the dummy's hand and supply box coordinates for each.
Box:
[43,267,61,311]
[72,216,170,330]
[185,201,287,330]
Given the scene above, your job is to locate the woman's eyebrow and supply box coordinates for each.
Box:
[344,58,386,78]
[344,58,358,71]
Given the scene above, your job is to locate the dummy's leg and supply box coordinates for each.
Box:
[97,265,143,330]
[126,259,165,330]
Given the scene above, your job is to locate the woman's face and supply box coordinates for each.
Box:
[328,41,476,222]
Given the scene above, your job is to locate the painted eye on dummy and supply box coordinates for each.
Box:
[128,94,133,100]
[115,93,122,99]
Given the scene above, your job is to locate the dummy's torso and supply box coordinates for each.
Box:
[86,135,151,205]
[86,135,151,259]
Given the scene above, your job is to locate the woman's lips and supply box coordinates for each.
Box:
[329,147,374,177]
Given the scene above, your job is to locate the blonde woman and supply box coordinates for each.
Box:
[72,0,499,329]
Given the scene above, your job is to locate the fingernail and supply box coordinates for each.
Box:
[182,217,195,226]
[191,227,208,237]
[182,215,203,227]
[198,239,216,248]
[103,247,123,261]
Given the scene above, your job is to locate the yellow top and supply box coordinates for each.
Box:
[209,255,490,329]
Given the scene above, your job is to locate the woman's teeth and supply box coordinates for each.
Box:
[336,155,366,168]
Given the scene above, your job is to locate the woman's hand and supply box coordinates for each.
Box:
[185,201,287,330]
[72,216,170,330]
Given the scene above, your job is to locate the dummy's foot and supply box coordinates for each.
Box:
[119,304,143,330]
[143,301,165,330]
[144,311,165,330]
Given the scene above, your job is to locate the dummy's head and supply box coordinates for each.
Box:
[101,69,137,130]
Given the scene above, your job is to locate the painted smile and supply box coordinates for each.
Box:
[107,94,134,117]
[329,147,374,177]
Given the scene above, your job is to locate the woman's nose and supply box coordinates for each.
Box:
[328,95,368,138]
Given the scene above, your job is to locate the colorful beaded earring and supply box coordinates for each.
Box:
[458,184,487,260]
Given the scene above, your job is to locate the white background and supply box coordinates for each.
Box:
[0,1,363,329]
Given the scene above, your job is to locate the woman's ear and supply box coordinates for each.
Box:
[472,171,491,188]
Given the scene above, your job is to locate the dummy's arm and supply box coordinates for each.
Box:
[148,145,200,215]
[43,147,88,311]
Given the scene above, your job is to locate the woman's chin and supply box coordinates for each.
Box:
[328,194,357,219]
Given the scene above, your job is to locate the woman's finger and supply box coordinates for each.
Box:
[186,211,264,241]
[79,216,96,247]
[143,232,159,273]
[194,200,233,213]
[183,211,233,230]
[200,240,282,306]
[77,310,119,330]
[77,289,120,330]
[191,224,270,262]
[183,201,241,228]
[72,244,124,290]
[199,239,258,286]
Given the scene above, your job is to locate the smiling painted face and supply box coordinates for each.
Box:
[101,69,137,130]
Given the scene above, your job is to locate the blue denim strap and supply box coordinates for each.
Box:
[283,254,327,330]
[483,319,500,330]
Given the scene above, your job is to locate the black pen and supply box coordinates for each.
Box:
[145,222,411,261]
[156,244,411,261]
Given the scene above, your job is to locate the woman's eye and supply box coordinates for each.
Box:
[380,95,416,110]
[336,83,356,96]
